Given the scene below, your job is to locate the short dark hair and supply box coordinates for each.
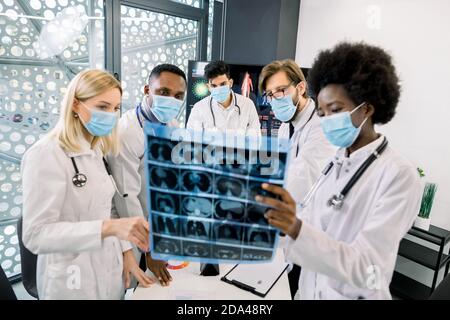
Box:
[204,60,230,80]
[307,42,401,125]
[148,64,187,84]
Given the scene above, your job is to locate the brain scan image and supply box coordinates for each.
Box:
[145,123,287,263]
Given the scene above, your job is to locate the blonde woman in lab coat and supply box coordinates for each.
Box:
[257,42,422,300]
[21,69,154,299]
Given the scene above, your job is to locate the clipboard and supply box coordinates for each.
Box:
[220,261,289,298]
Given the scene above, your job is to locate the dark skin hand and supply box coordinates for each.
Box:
[146,253,172,286]
[256,183,302,240]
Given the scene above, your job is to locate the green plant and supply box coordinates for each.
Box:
[418,183,438,218]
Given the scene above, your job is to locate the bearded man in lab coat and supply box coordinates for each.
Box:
[259,59,336,298]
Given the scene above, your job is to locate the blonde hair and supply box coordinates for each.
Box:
[259,59,308,98]
[50,69,122,156]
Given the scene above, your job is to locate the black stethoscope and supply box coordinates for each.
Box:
[209,91,241,127]
[300,136,388,210]
[70,156,128,198]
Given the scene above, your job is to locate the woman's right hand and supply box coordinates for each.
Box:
[102,217,149,251]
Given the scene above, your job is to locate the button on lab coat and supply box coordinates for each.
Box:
[21,135,132,300]
[186,91,261,136]
[278,99,337,208]
[285,135,422,299]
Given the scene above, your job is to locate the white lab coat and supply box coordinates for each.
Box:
[285,135,422,299]
[107,106,179,221]
[21,134,132,300]
[278,99,337,208]
[186,91,261,136]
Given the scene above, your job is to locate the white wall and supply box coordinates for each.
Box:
[296,0,450,231]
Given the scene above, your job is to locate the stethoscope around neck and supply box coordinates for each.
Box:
[70,156,128,198]
[300,136,388,210]
[209,91,241,127]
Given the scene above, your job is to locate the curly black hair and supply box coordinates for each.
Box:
[307,42,401,124]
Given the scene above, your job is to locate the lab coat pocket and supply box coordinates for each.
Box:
[323,286,353,300]
[44,253,95,299]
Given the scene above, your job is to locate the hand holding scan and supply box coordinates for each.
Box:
[123,249,155,288]
[256,183,302,240]
[102,217,150,252]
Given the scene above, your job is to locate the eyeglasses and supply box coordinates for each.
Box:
[263,81,296,102]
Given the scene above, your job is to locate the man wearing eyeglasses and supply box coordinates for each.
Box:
[186,60,261,136]
[259,59,336,299]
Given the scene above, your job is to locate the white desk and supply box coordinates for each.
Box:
[131,249,290,300]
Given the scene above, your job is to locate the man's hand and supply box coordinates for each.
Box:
[146,253,172,286]
[256,183,302,240]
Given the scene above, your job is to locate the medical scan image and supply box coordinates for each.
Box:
[144,124,289,264]
[181,196,213,218]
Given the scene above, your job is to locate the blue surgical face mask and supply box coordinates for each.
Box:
[269,94,298,122]
[151,94,183,123]
[79,101,118,137]
[319,102,368,148]
[210,85,231,104]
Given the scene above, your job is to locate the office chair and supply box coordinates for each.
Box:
[0,265,17,300]
[17,216,39,299]
[429,272,450,300]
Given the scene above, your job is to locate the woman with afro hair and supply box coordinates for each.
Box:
[257,42,422,299]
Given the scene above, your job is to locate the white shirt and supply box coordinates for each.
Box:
[107,107,179,220]
[285,135,422,299]
[21,134,131,300]
[279,99,337,209]
[186,91,261,136]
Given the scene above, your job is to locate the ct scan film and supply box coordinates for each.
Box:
[144,123,290,264]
